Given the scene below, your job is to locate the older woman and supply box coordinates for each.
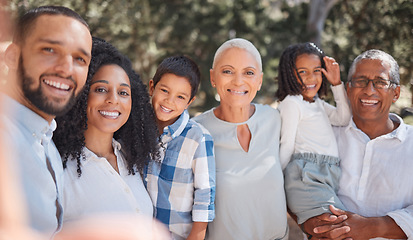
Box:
[193,38,288,240]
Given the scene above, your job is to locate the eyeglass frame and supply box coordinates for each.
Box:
[349,77,398,89]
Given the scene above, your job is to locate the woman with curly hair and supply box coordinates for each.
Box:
[53,37,159,222]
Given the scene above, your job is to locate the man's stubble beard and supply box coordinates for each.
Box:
[18,56,82,117]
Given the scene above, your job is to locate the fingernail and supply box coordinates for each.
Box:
[345,226,350,232]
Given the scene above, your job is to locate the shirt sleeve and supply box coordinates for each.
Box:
[278,97,300,170]
[191,126,216,222]
[387,205,413,239]
[322,83,352,126]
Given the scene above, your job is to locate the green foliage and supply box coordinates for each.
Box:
[7,0,413,113]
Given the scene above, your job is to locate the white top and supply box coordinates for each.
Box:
[63,139,153,222]
[278,84,351,169]
[335,114,413,240]
[193,104,288,240]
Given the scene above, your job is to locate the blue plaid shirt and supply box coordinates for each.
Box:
[144,110,215,240]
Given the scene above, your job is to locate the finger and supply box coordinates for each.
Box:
[314,225,351,238]
[316,212,338,222]
[330,205,346,215]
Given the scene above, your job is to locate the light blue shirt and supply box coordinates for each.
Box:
[1,94,63,237]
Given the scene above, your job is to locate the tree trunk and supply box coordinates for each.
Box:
[307,0,339,47]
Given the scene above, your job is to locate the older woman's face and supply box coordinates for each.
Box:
[210,48,262,107]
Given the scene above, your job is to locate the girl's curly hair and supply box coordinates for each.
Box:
[275,42,328,101]
[53,37,159,176]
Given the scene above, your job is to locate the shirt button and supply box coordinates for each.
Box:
[145,177,148,182]
[125,188,130,194]
[135,208,140,213]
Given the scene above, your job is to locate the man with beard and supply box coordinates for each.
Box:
[0,5,92,237]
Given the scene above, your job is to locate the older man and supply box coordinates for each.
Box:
[1,5,92,237]
[302,49,413,239]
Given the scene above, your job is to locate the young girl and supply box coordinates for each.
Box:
[276,42,350,225]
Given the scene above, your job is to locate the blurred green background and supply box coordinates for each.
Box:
[4,0,413,123]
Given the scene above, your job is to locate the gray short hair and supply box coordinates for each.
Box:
[347,49,400,85]
[212,38,262,72]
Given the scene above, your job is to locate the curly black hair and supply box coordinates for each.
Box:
[275,42,328,101]
[53,37,159,177]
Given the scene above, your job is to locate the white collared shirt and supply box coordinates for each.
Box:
[1,94,63,237]
[63,139,153,222]
[335,114,413,239]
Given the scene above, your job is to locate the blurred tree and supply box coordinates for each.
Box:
[6,0,413,111]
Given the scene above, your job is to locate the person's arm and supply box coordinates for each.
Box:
[277,98,300,170]
[186,222,208,240]
[191,126,215,227]
[321,56,351,126]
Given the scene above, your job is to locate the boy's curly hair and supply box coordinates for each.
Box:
[53,37,159,176]
[275,42,328,101]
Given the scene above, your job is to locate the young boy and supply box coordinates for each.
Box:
[144,55,215,240]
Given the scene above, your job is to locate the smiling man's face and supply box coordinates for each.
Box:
[17,14,92,121]
[347,59,400,126]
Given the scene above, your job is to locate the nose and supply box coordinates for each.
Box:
[364,80,377,95]
[106,91,119,104]
[54,55,74,77]
[232,72,244,85]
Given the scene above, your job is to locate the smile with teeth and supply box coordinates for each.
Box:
[160,105,173,113]
[361,99,379,105]
[306,84,316,89]
[99,110,120,118]
[43,79,70,90]
[228,89,247,95]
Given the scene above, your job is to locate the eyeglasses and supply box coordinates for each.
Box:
[350,77,397,89]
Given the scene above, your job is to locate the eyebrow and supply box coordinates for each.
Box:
[91,80,131,89]
[159,83,190,96]
[38,38,91,59]
[221,65,258,70]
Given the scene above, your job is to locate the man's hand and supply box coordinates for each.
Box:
[318,206,408,240]
[301,205,350,240]
[321,56,341,86]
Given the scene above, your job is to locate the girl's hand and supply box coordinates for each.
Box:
[322,56,341,86]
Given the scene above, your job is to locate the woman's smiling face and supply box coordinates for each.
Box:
[210,47,263,108]
[86,64,132,135]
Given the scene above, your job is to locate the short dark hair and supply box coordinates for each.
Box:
[54,37,160,176]
[152,55,201,100]
[14,5,89,44]
[275,42,328,101]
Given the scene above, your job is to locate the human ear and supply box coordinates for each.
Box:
[392,85,400,103]
[209,69,216,87]
[4,43,20,71]
[148,79,154,97]
[257,72,263,91]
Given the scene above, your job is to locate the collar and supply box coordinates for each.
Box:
[2,94,57,144]
[346,113,407,142]
[83,138,122,163]
[161,109,190,140]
